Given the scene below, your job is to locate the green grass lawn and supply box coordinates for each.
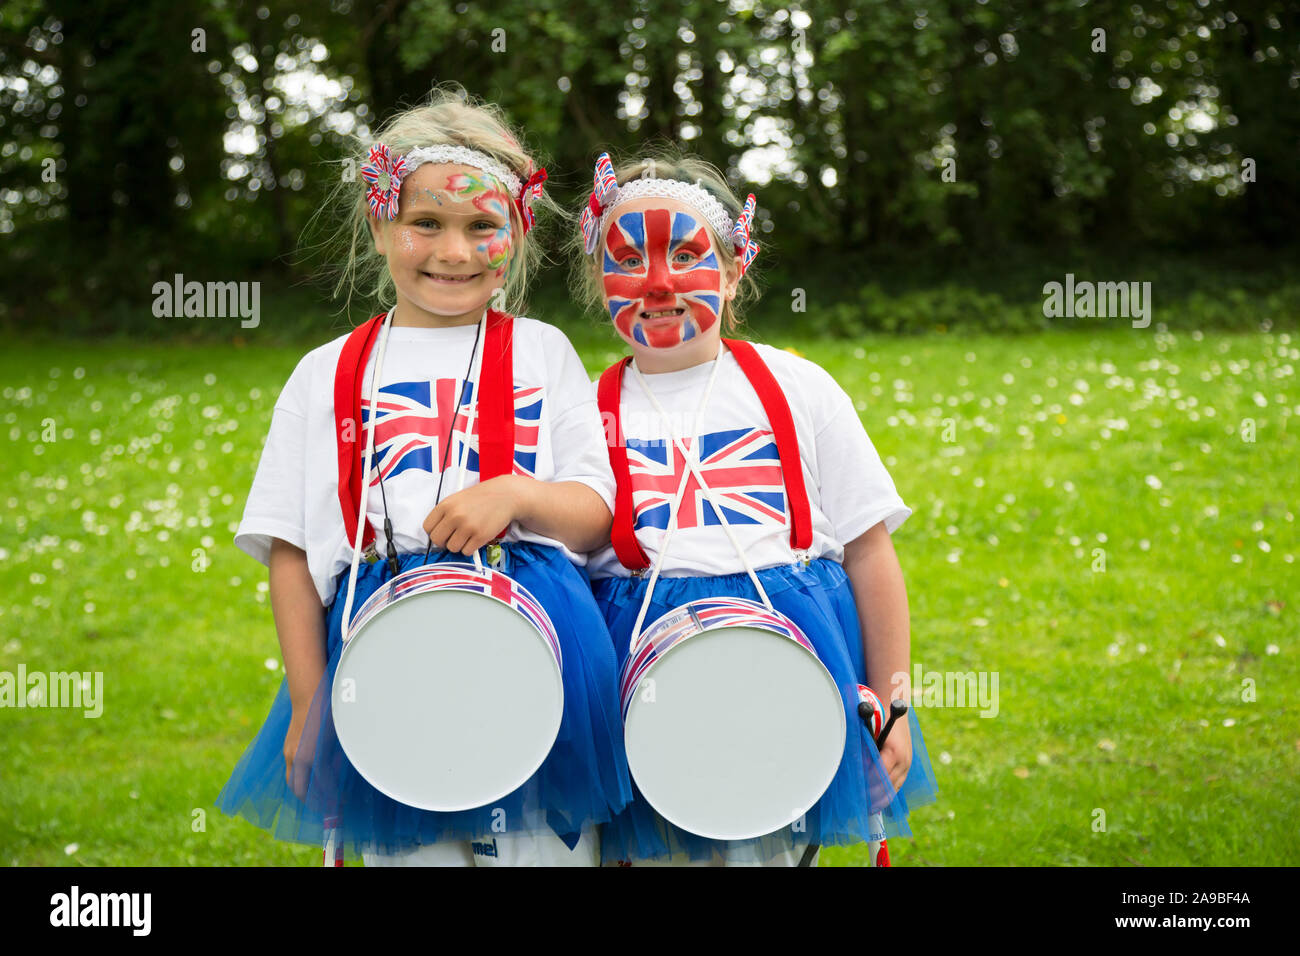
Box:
[1,322,1296,866]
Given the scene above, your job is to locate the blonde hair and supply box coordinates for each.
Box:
[568,145,760,332]
[307,84,562,320]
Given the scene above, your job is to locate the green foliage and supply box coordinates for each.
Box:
[746,243,1298,338]
[2,1,1297,332]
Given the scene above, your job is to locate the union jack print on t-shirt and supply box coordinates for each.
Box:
[360,379,544,483]
[626,426,786,530]
[452,385,543,476]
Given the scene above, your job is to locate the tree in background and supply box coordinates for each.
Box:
[1,0,1295,331]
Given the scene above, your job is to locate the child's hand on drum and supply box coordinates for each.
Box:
[878,717,913,794]
[422,475,520,555]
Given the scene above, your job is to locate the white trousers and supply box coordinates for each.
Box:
[357,825,600,867]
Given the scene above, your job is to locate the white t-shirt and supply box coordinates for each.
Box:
[586,343,910,579]
[235,315,615,606]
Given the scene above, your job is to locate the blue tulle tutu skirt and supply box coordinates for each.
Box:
[591,558,938,864]
[216,542,633,856]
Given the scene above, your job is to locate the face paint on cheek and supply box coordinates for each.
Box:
[601,208,724,349]
[472,194,512,276]
[430,171,515,276]
[482,226,511,276]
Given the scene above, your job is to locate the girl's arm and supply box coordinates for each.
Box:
[842,520,913,792]
[268,538,327,792]
[509,476,613,552]
[270,538,328,701]
[423,475,613,555]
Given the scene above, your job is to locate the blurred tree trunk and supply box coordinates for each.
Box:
[55,13,115,241]
[244,7,292,268]
[360,0,412,122]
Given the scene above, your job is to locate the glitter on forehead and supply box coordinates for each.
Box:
[402,174,511,217]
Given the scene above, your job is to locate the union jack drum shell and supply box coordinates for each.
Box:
[620,597,846,840]
[855,683,886,738]
[332,563,564,812]
[854,683,891,867]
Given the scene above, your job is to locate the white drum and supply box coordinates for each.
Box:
[620,596,846,841]
[332,562,564,812]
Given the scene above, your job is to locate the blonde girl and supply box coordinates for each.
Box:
[216,88,631,866]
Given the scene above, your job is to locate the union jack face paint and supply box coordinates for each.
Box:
[601,207,724,350]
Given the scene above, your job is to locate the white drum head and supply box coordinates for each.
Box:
[624,623,845,841]
[332,587,564,812]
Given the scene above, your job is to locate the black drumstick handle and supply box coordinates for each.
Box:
[799,697,908,867]
[796,841,819,867]
[875,699,909,750]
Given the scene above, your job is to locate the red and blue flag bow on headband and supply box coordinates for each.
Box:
[580,152,620,254]
[361,143,409,221]
[516,167,548,233]
[732,193,761,277]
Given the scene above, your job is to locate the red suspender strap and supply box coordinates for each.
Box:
[596,357,651,570]
[723,339,814,551]
[335,314,386,550]
[335,310,519,552]
[596,341,812,571]
[477,310,516,482]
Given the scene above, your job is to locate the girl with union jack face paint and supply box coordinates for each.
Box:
[576,150,938,868]
[599,198,740,366]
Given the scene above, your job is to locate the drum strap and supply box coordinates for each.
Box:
[595,338,814,571]
[477,310,516,484]
[724,339,814,553]
[595,357,644,569]
[334,309,517,551]
[335,313,386,551]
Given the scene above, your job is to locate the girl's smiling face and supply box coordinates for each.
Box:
[369,162,514,326]
[599,196,740,358]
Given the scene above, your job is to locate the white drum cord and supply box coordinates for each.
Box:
[451,319,490,573]
[625,344,779,650]
[340,310,495,643]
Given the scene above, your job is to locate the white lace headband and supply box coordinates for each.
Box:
[403,145,522,195]
[361,142,547,230]
[579,152,761,275]
[597,178,736,248]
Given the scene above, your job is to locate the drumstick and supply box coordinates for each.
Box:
[875,699,908,750]
[797,698,908,867]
